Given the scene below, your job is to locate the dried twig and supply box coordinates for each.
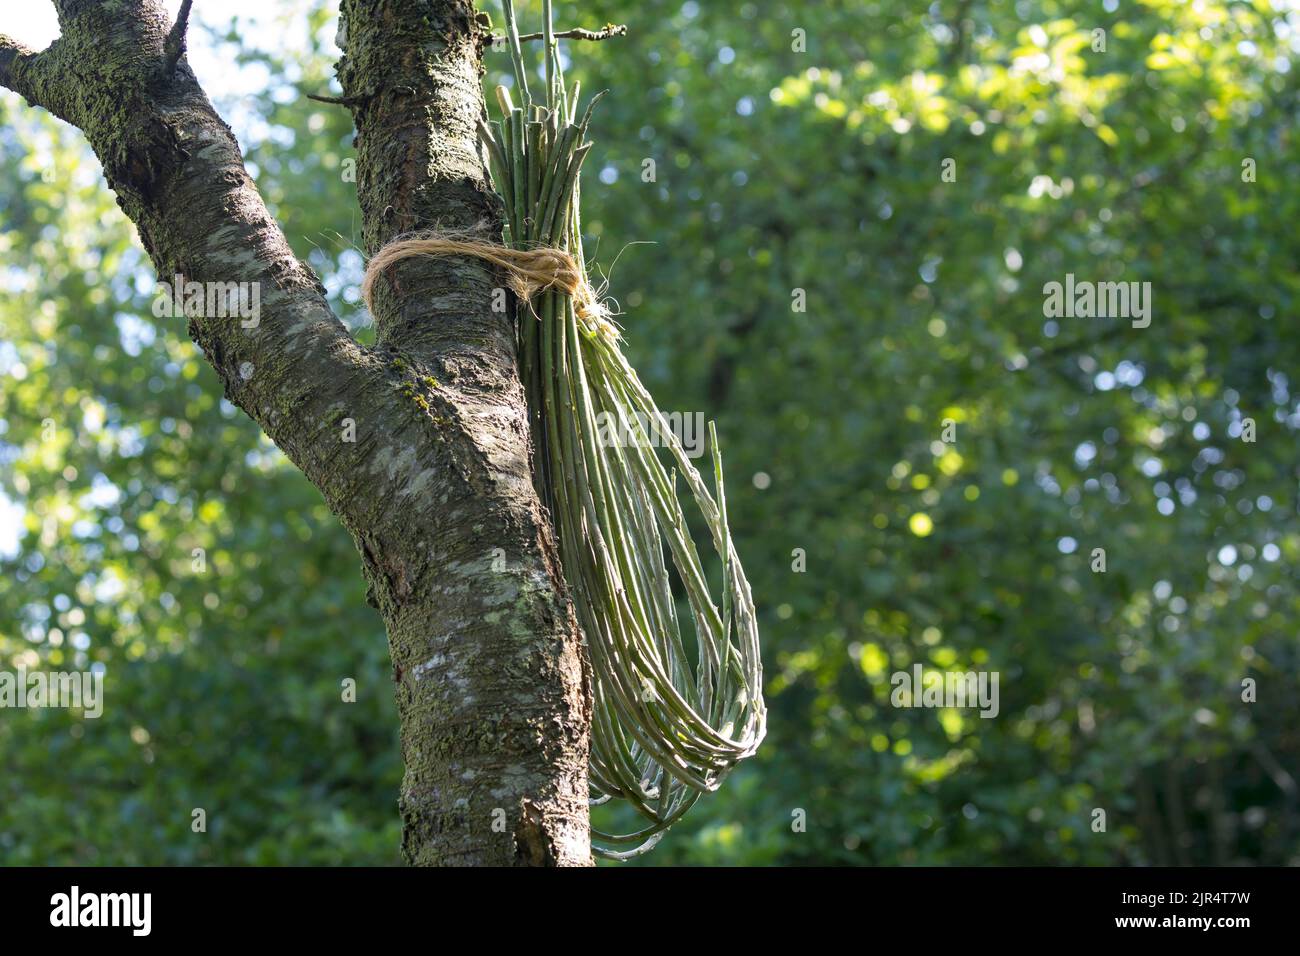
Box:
[490,23,627,45]
[163,0,195,76]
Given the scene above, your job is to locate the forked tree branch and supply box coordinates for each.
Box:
[4,0,592,865]
[0,0,376,515]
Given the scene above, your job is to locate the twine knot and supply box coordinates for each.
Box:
[361,231,618,341]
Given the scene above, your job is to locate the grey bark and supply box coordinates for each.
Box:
[1,0,592,866]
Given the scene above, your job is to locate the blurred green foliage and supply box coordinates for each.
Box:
[1,0,1296,865]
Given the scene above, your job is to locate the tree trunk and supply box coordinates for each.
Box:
[1,0,592,866]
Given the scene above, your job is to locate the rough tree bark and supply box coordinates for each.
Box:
[0,0,592,866]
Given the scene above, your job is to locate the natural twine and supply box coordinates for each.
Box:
[361,231,619,341]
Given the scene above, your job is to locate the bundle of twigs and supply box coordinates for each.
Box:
[378,0,766,858]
